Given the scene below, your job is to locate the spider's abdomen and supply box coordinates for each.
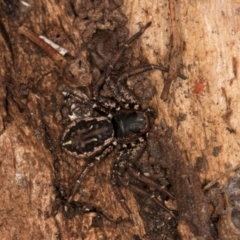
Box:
[112,111,149,143]
[62,117,114,158]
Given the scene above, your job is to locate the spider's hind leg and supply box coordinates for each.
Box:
[112,140,175,219]
[68,142,116,202]
[111,141,147,218]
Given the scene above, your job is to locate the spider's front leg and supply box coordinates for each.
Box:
[63,87,119,119]
[93,22,152,97]
[93,22,187,105]
[108,62,187,109]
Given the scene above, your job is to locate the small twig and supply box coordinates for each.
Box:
[19,26,67,69]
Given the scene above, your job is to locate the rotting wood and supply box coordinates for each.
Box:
[1,1,240,240]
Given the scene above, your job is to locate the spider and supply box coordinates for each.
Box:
[19,20,186,220]
[61,22,186,219]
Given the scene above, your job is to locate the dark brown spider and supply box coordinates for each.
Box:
[19,22,185,221]
[61,22,185,220]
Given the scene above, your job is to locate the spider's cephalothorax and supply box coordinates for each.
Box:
[61,22,185,219]
[112,111,149,142]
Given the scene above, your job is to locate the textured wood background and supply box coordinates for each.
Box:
[1,0,240,239]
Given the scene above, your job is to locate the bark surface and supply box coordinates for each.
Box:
[1,1,240,240]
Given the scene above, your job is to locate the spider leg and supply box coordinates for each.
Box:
[64,88,119,111]
[117,64,186,84]
[127,166,174,199]
[93,21,187,96]
[92,96,120,112]
[93,22,152,96]
[111,141,146,217]
[105,22,152,76]
[111,173,132,217]
[63,88,118,118]
[127,140,174,199]
[118,177,175,219]
[63,87,90,104]
[112,140,174,218]
[106,76,139,108]
[105,63,187,109]
[68,142,116,202]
